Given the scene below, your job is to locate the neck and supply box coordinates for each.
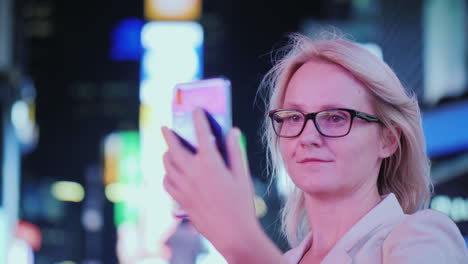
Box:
[303,184,381,259]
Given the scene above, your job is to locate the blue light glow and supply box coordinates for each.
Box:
[110,18,145,61]
[422,100,468,157]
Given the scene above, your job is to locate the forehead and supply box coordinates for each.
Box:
[282,59,374,111]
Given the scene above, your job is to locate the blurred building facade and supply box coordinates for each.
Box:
[1,0,40,262]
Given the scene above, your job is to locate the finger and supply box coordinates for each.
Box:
[161,126,193,166]
[163,151,183,175]
[227,127,251,182]
[163,152,193,192]
[192,108,220,157]
[163,175,181,202]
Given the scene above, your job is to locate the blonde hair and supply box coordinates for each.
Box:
[260,32,432,247]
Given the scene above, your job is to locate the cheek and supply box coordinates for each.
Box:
[332,134,381,175]
[279,138,296,163]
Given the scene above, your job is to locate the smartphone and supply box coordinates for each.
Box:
[173,110,230,166]
[171,77,232,218]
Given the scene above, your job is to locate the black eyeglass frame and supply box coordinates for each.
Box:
[268,108,381,138]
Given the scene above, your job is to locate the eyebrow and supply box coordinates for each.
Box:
[281,102,349,111]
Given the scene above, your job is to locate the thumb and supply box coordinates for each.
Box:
[227,128,251,182]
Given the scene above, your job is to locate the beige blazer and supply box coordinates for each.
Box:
[284,193,468,264]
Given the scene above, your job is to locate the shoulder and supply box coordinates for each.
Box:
[382,209,468,263]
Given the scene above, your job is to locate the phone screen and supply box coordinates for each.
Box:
[172,78,232,146]
[171,77,232,218]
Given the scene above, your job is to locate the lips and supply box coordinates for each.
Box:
[297,158,333,163]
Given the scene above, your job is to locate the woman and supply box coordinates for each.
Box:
[161,32,468,263]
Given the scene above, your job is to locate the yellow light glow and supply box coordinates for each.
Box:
[51,181,85,202]
[145,0,201,21]
[139,104,152,129]
[105,183,140,203]
[254,195,268,218]
[104,133,121,186]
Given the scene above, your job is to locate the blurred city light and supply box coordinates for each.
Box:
[141,21,203,49]
[11,100,28,130]
[116,223,142,263]
[0,208,7,264]
[145,0,201,21]
[105,132,142,227]
[110,18,144,61]
[81,208,103,232]
[11,100,39,146]
[50,181,85,203]
[431,195,468,222]
[422,100,468,157]
[15,221,41,251]
[137,20,204,262]
[105,182,140,203]
[2,109,21,264]
[103,133,120,186]
[140,22,203,105]
[254,195,268,218]
[7,238,33,264]
[423,0,467,104]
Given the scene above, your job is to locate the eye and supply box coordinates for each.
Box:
[284,113,303,124]
[318,110,349,125]
[273,115,284,123]
[289,114,302,122]
[273,111,303,123]
[329,114,345,123]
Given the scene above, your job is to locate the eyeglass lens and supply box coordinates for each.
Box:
[272,110,352,137]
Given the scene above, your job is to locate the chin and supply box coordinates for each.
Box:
[291,174,341,196]
[301,185,340,196]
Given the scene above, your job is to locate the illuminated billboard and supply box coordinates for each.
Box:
[145,0,202,21]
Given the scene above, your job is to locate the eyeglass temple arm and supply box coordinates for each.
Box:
[356,112,380,123]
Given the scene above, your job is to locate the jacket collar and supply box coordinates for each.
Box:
[286,193,405,264]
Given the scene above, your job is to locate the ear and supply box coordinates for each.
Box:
[379,125,400,159]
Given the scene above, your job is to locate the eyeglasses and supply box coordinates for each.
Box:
[269,108,381,138]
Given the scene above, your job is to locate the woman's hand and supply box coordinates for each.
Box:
[161,108,259,254]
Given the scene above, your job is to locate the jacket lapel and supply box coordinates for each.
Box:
[285,194,405,264]
[321,193,404,264]
[284,233,313,263]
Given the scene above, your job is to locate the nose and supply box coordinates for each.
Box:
[298,119,323,147]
